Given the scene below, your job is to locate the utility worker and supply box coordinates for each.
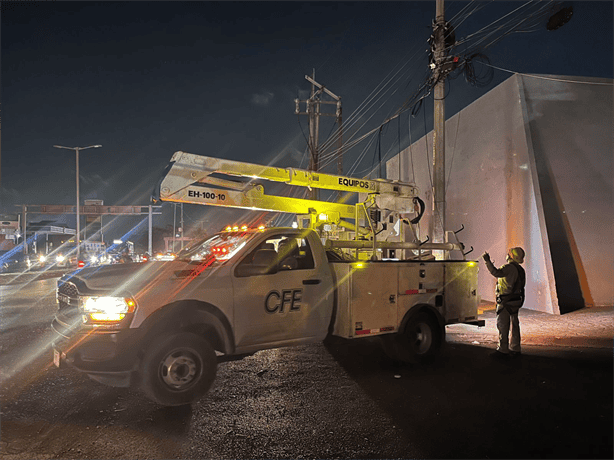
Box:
[482,247,526,359]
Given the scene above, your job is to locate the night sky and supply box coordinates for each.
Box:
[1,1,612,242]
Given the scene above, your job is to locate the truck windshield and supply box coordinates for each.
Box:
[177,232,252,263]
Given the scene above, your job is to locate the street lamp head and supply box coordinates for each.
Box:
[53,144,102,150]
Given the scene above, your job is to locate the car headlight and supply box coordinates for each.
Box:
[56,255,66,263]
[80,296,136,323]
[39,255,47,263]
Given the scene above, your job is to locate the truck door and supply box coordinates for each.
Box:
[232,231,333,349]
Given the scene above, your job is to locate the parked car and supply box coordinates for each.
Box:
[0,250,32,273]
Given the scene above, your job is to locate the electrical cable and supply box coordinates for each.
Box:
[397,114,401,180]
[320,39,433,172]
[317,57,414,157]
[306,0,562,184]
[321,59,431,174]
[408,112,416,185]
[317,0,579,238]
[296,114,310,167]
[346,129,380,178]
[456,1,545,46]
[316,40,431,167]
[484,62,614,85]
[410,197,426,225]
[446,109,461,194]
[370,128,383,178]
[457,2,531,44]
[316,51,422,163]
[422,105,432,189]
[455,1,553,54]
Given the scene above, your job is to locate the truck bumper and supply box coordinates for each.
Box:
[51,317,144,388]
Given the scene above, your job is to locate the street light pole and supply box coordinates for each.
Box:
[53,144,102,260]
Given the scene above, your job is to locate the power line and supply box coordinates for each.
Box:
[484,63,614,85]
[305,0,582,183]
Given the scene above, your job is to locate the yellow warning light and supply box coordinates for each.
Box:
[353,262,365,269]
[258,225,266,231]
[468,261,477,267]
[233,226,239,231]
[225,226,232,232]
[241,225,248,231]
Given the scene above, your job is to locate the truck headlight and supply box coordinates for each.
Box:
[81,296,136,323]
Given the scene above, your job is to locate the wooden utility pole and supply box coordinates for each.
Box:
[308,70,320,177]
[295,71,343,199]
[432,0,446,259]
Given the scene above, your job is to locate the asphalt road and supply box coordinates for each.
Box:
[1,277,612,459]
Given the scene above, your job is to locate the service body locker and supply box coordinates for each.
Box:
[331,260,478,339]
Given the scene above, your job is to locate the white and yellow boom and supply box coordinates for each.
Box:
[155,151,465,258]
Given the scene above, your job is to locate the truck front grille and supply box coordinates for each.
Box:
[57,281,80,313]
[58,281,78,298]
[54,280,83,339]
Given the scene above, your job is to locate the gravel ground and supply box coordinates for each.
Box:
[1,287,611,459]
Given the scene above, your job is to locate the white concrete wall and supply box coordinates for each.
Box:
[520,74,613,308]
[387,74,613,313]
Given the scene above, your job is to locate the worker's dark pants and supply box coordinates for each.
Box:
[496,304,521,353]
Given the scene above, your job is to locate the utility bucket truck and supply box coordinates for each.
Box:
[52,151,482,406]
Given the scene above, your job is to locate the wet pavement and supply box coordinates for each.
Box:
[0,269,69,286]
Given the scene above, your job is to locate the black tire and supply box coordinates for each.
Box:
[383,311,443,363]
[140,332,217,406]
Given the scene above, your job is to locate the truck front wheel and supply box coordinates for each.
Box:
[383,311,442,363]
[140,332,217,406]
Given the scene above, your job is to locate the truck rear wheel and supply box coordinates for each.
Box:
[140,332,217,406]
[383,311,442,363]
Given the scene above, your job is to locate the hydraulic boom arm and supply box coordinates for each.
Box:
[156,151,419,220]
[154,151,465,257]
[158,151,418,197]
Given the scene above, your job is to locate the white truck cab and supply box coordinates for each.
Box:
[52,227,334,405]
